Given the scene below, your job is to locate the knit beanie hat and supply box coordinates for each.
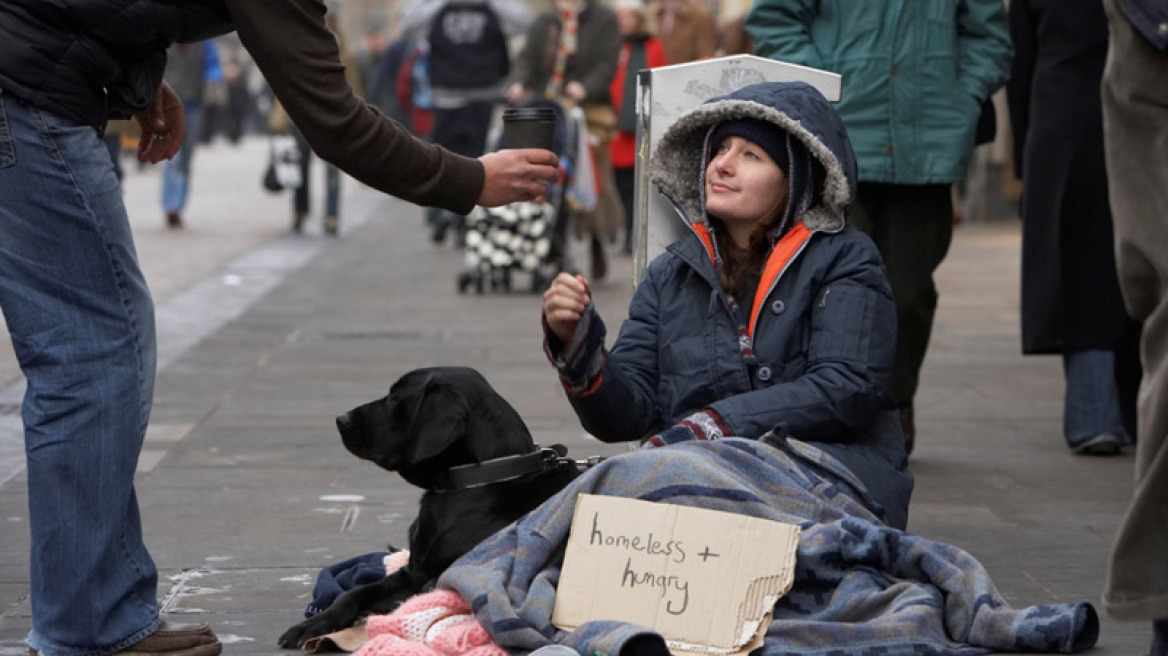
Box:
[703,117,821,239]
[707,118,790,173]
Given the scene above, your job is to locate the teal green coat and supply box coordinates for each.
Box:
[745,0,1011,184]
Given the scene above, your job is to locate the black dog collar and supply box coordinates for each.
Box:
[446,444,590,490]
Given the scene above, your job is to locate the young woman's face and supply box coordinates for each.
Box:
[704,136,789,243]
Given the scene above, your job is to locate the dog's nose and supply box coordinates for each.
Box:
[336,413,352,432]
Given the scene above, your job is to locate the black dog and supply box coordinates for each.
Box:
[278,366,583,648]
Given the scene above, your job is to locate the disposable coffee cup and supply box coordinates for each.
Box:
[501,107,557,151]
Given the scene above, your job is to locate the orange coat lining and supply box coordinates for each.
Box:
[693,221,813,338]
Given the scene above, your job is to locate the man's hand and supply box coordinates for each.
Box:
[134,81,186,164]
[477,149,560,207]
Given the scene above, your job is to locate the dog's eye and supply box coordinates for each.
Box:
[390,399,412,422]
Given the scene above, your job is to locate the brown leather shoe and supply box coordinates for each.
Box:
[118,621,220,656]
[30,622,222,656]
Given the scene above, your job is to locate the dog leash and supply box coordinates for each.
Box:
[445,444,606,490]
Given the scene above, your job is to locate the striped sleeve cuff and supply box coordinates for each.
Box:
[643,409,730,448]
[542,300,607,395]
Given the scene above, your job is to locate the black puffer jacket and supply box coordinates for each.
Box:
[0,0,232,129]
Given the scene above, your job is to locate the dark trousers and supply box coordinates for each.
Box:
[433,102,495,158]
[293,131,340,219]
[615,166,635,251]
[848,183,954,407]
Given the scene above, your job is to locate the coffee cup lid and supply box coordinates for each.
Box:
[503,107,557,121]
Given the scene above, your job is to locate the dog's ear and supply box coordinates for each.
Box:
[406,381,469,465]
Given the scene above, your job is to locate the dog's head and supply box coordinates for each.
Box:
[336,366,538,489]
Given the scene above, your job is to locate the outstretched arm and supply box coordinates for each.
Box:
[227,0,557,213]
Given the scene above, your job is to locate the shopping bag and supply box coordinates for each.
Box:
[262,134,304,192]
[567,107,598,212]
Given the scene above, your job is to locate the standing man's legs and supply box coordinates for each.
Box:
[0,92,160,654]
[1101,0,1168,649]
[849,182,955,453]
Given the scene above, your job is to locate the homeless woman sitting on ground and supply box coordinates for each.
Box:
[460,81,1094,654]
[541,80,913,529]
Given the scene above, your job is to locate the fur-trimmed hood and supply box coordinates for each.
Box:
[650,81,858,235]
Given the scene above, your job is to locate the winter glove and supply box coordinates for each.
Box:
[643,409,730,448]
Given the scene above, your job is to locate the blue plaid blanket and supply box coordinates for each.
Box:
[439,437,1098,656]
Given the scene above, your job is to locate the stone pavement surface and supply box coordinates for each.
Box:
[0,138,1151,654]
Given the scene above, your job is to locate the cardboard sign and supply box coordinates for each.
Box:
[552,494,800,656]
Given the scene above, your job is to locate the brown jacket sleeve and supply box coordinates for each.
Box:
[226,0,484,214]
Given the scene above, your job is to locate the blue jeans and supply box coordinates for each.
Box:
[1063,349,1127,448]
[0,91,161,654]
[161,100,204,214]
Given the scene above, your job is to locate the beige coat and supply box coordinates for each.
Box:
[648,0,717,64]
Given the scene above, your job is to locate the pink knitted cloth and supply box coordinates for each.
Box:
[353,589,507,656]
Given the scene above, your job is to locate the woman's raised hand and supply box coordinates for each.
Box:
[542,272,591,344]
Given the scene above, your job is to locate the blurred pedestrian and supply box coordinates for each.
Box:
[0,3,558,656]
[609,0,667,255]
[397,40,437,140]
[160,39,222,229]
[215,36,256,145]
[718,12,753,56]
[400,0,533,245]
[1099,0,1168,652]
[1006,0,1141,456]
[745,0,1012,454]
[285,13,361,236]
[647,0,716,64]
[508,0,621,279]
[356,29,391,113]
